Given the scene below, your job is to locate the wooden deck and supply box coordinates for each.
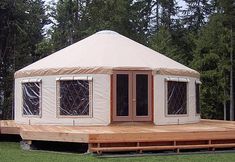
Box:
[1,120,235,154]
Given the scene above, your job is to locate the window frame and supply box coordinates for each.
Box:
[56,76,93,118]
[195,80,201,115]
[165,77,189,117]
[21,79,42,118]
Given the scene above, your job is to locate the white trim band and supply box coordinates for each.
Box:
[56,76,93,81]
[165,77,189,82]
[21,78,41,83]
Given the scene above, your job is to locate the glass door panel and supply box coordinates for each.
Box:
[116,74,129,116]
[136,74,148,116]
[112,71,132,121]
[133,71,152,121]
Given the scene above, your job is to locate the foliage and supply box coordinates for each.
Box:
[0,0,48,119]
[0,0,234,120]
[182,0,212,31]
[192,14,231,119]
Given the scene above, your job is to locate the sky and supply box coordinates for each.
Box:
[177,0,187,10]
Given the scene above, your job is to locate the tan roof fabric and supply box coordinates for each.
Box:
[15,30,200,78]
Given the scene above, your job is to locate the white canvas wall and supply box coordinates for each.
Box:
[154,74,200,125]
[15,73,200,126]
[15,74,111,126]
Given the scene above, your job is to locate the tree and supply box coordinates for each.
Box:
[51,0,154,47]
[150,0,192,65]
[0,0,232,121]
[85,0,130,36]
[150,27,178,59]
[192,14,231,119]
[51,0,78,50]
[217,0,235,120]
[0,0,28,119]
[0,0,48,119]
[159,0,179,30]
[182,0,212,32]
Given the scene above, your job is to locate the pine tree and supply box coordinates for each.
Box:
[217,0,235,120]
[51,0,154,47]
[128,0,153,44]
[0,0,28,119]
[182,0,212,32]
[192,14,231,119]
[150,0,194,65]
[159,0,179,30]
[150,27,178,58]
[86,0,130,34]
[0,0,48,119]
[51,0,75,50]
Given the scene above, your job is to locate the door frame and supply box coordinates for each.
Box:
[112,71,133,121]
[132,71,152,121]
[112,70,153,122]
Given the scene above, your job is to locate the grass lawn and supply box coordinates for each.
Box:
[1,142,235,162]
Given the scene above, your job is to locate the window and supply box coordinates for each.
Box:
[58,77,92,116]
[22,81,41,116]
[195,81,201,114]
[166,80,187,115]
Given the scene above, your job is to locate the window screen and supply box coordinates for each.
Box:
[22,82,41,116]
[59,80,90,116]
[196,83,200,114]
[167,81,187,115]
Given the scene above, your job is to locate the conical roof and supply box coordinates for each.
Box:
[15,30,199,78]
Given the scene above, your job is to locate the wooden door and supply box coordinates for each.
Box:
[112,71,152,122]
[132,71,152,121]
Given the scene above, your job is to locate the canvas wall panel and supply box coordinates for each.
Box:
[154,74,200,125]
[15,74,110,126]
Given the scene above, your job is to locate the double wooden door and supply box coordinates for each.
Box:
[112,71,152,122]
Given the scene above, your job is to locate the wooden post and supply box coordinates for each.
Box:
[87,143,92,153]
[174,141,177,152]
[208,140,212,151]
[137,142,143,153]
[230,27,234,121]
[177,148,180,154]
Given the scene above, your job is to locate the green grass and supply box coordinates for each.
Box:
[1,142,235,162]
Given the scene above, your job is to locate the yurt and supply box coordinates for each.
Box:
[14,30,201,126]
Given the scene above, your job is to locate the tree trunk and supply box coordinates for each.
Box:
[156,0,159,31]
[224,89,226,120]
[230,27,234,120]
[68,0,73,45]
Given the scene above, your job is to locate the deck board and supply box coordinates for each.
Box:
[1,119,235,153]
[0,120,20,135]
